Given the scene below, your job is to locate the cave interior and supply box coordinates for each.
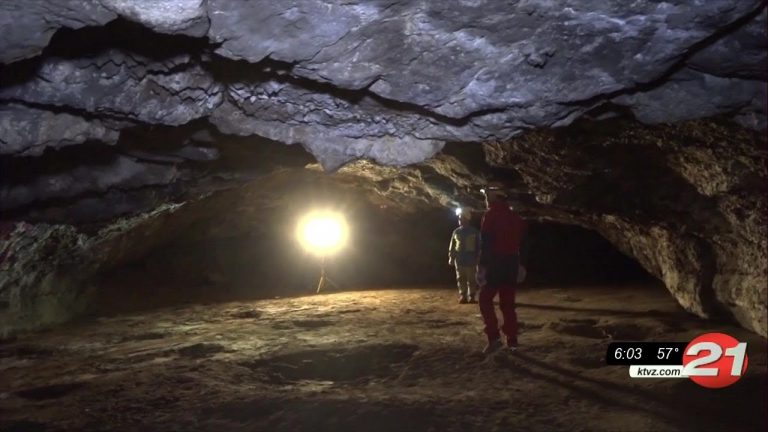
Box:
[0,1,766,431]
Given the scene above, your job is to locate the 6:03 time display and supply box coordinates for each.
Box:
[614,347,643,360]
[606,342,687,365]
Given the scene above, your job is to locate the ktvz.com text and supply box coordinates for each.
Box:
[629,365,686,378]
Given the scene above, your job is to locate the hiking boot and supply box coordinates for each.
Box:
[506,340,519,352]
[468,296,477,304]
[482,338,503,354]
[458,296,469,304]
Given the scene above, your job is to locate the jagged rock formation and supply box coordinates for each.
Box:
[2,1,765,169]
[484,120,767,336]
[0,1,766,336]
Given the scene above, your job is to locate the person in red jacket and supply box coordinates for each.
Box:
[477,184,527,354]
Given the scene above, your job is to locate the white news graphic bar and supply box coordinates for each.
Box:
[629,365,687,378]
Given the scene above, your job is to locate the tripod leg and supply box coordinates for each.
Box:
[324,275,340,290]
[316,259,338,293]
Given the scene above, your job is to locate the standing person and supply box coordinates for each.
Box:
[477,185,527,354]
[448,210,481,304]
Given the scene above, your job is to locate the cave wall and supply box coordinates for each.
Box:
[0,203,188,334]
[484,119,767,335]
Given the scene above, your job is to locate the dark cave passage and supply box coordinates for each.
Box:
[524,222,654,286]
[86,190,656,319]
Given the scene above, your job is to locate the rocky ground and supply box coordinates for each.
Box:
[0,284,766,432]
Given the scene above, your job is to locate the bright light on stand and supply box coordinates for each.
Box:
[297,210,349,257]
[297,210,349,293]
[454,207,463,216]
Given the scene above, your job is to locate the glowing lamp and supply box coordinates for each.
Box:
[297,211,348,256]
[454,207,463,216]
[296,210,348,293]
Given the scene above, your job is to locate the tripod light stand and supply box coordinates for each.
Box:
[316,256,340,293]
[296,210,348,294]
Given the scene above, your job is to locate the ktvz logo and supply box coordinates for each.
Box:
[683,333,748,389]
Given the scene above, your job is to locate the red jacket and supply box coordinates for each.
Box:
[480,201,527,262]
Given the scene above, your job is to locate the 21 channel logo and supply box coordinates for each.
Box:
[682,332,748,389]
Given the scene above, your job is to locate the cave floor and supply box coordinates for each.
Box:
[1,284,765,432]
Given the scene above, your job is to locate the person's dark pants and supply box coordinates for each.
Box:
[478,254,519,346]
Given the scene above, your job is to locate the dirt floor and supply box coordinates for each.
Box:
[1,284,766,432]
